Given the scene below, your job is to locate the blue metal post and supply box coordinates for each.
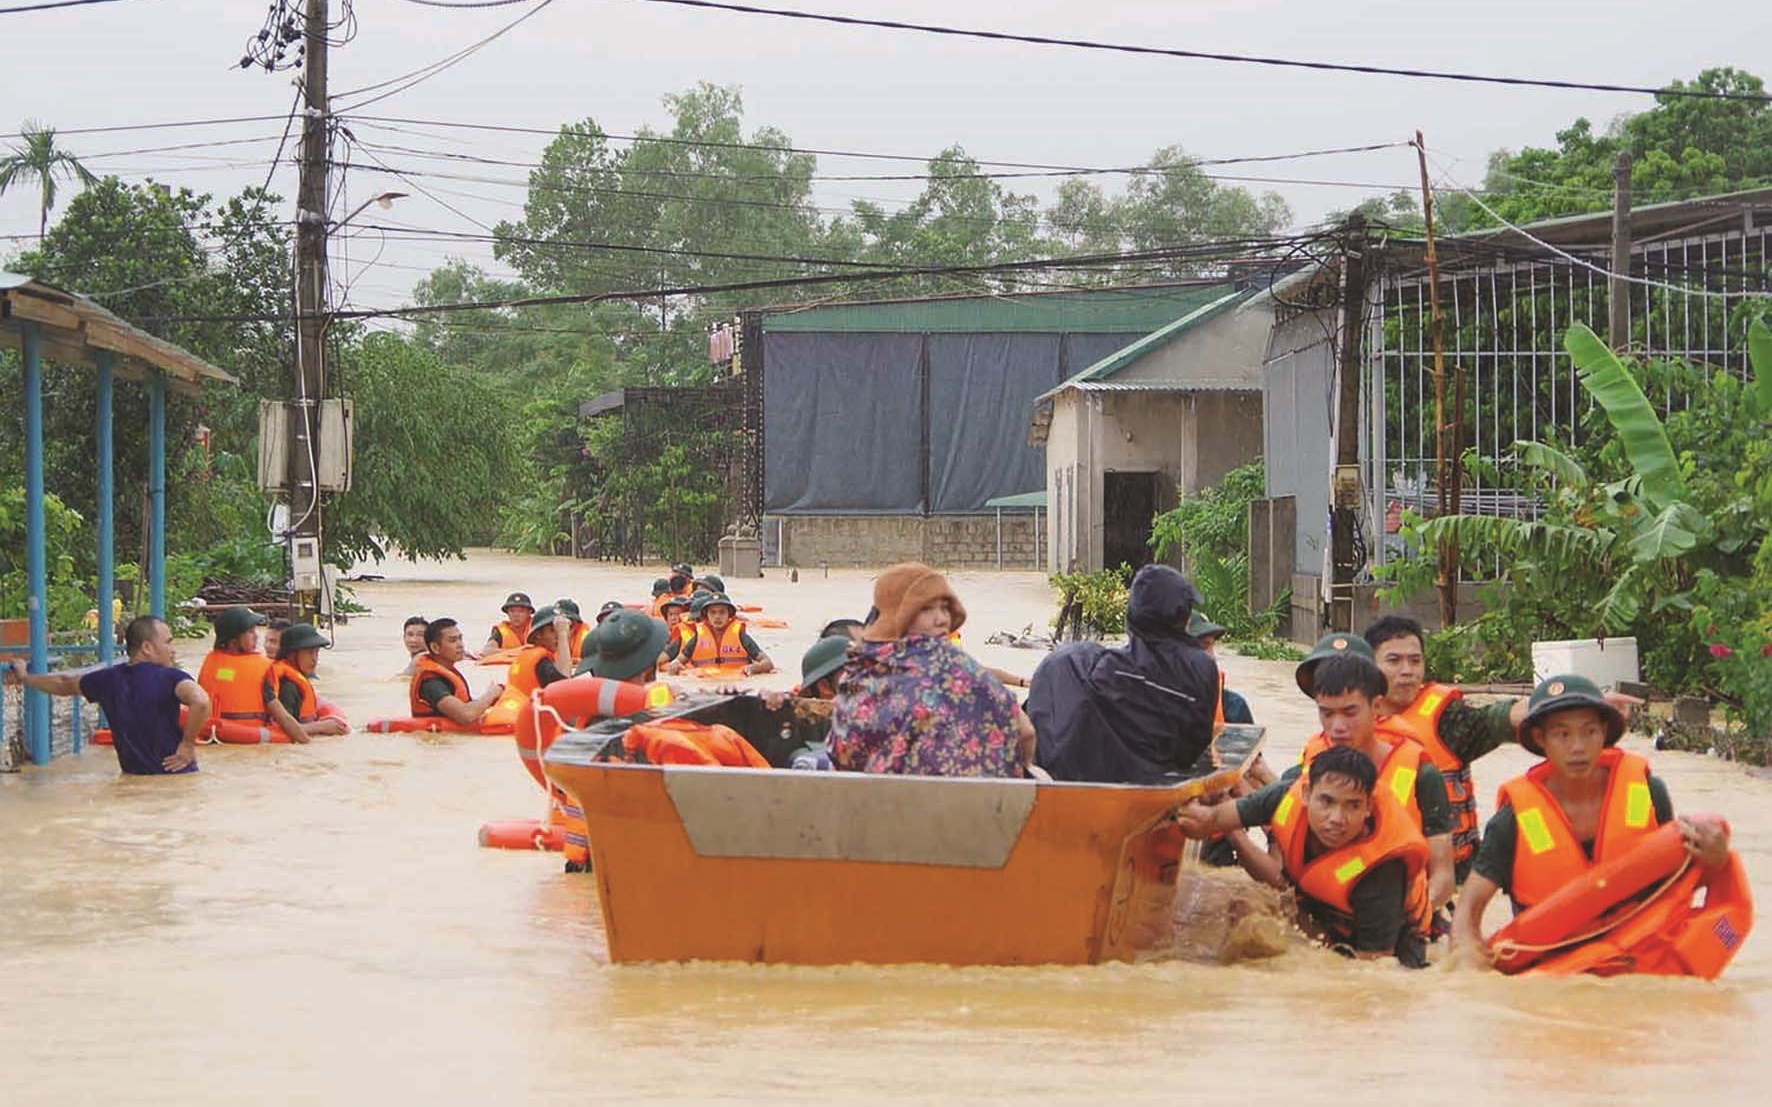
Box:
[96,352,115,666]
[147,371,167,618]
[22,322,50,765]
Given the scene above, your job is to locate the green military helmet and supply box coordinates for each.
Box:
[1517,673,1626,754]
[1295,632,1376,696]
[800,635,852,690]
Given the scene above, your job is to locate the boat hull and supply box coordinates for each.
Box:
[546,725,1260,966]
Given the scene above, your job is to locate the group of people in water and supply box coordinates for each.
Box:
[4,557,1741,972]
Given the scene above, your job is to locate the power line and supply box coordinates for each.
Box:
[334,0,557,106]
[617,0,1772,103]
[146,233,1337,322]
[396,0,534,7]
[0,0,138,12]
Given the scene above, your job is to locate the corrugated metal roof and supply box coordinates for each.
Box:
[1,270,235,386]
[759,281,1239,334]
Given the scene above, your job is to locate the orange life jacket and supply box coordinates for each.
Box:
[685,620,751,668]
[264,658,319,722]
[198,649,274,724]
[1299,728,1427,833]
[567,622,591,668]
[1269,776,1433,943]
[489,620,526,649]
[1495,748,1659,911]
[410,653,472,717]
[1382,683,1478,863]
[1214,670,1227,731]
[623,720,770,768]
[481,644,554,731]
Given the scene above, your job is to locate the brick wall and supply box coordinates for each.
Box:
[773,514,1047,570]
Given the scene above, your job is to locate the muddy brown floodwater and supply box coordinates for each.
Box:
[3,550,1769,1105]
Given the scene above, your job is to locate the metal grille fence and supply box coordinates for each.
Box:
[1367,221,1772,570]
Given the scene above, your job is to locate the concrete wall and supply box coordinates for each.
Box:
[772,513,1046,570]
[1284,573,1488,643]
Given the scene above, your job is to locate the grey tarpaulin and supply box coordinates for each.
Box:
[764,330,1146,514]
[763,332,925,513]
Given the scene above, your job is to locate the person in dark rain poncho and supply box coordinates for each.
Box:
[1027,565,1220,784]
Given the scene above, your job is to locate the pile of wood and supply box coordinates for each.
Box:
[191,580,292,614]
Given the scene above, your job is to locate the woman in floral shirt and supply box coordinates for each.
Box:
[829,563,1034,778]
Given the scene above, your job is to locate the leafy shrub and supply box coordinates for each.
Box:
[1050,565,1131,639]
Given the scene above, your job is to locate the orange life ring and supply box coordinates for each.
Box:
[93,699,346,747]
[91,728,112,746]
[1490,818,1753,978]
[365,715,513,735]
[478,818,565,852]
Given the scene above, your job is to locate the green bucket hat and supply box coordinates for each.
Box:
[213,605,268,644]
[525,605,559,642]
[275,622,330,657]
[1295,632,1376,696]
[1187,610,1228,640]
[577,609,670,681]
[555,598,582,621]
[1518,673,1625,755]
[800,635,853,690]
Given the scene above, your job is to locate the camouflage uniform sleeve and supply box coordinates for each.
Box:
[1437,698,1516,764]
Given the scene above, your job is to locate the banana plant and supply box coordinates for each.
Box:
[1393,321,1770,636]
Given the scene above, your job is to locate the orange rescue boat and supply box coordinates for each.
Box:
[545,713,1262,966]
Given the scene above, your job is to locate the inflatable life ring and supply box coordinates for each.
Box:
[513,675,674,788]
[365,715,512,735]
[91,699,349,747]
[1490,819,1754,979]
[478,818,566,852]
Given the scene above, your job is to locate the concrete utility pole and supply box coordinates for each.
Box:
[1416,131,1460,628]
[1328,213,1368,633]
[289,0,330,618]
[1610,150,1634,349]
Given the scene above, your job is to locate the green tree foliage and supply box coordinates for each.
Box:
[0,488,88,628]
[1467,67,1772,229]
[3,177,290,584]
[0,120,98,236]
[325,334,520,564]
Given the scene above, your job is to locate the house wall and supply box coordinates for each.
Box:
[1110,300,1271,388]
[1262,307,1338,578]
[1044,391,1083,573]
[1044,390,1263,572]
[771,513,1044,570]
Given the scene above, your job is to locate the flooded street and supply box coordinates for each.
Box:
[3,550,1770,1104]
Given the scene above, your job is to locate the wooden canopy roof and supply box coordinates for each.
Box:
[0,271,235,393]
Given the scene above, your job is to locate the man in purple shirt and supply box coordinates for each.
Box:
[5,615,210,774]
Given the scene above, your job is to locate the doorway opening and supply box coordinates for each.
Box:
[1102,470,1159,572]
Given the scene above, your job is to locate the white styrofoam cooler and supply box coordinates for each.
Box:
[1530,637,1640,691]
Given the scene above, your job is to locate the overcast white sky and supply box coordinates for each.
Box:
[2,0,1767,312]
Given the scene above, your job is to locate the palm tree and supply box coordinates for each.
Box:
[0,120,99,238]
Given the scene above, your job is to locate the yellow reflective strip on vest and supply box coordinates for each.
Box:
[1273,792,1296,829]
[1417,692,1443,716]
[1625,781,1652,828]
[217,668,236,682]
[1517,807,1556,854]
[1333,856,1367,885]
[1390,765,1417,807]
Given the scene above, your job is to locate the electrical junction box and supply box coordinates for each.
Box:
[257,399,353,493]
[290,536,323,593]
